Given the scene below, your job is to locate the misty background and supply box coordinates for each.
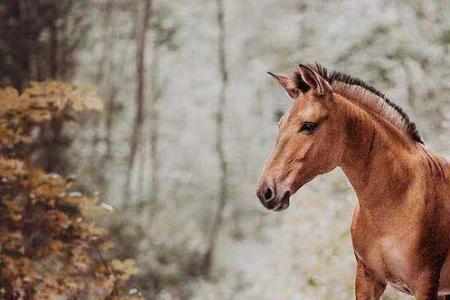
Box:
[1,0,449,299]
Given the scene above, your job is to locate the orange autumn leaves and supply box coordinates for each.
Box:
[0,82,102,151]
[0,82,140,299]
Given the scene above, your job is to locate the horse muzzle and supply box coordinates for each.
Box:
[256,181,291,212]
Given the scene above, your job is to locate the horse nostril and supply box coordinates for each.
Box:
[264,187,273,201]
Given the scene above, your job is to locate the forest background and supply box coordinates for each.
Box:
[0,0,449,299]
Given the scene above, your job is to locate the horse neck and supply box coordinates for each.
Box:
[336,94,420,210]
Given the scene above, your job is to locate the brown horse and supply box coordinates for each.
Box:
[256,63,450,299]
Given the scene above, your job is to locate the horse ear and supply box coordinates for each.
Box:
[267,71,299,99]
[297,64,332,97]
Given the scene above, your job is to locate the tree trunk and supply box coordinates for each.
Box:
[202,0,228,275]
[94,0,118,199]
[149,40,162,203]
[49,22,59,79]
[125,0,152,202]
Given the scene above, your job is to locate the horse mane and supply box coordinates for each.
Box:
[295,63,423,144]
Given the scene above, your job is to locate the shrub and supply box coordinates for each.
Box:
[0,82,141,299]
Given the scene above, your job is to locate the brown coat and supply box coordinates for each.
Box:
[257,64,450,299]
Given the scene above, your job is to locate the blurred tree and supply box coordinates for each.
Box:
[148,40,161,204]
[146,3,176,205]
[0,0,90,90]
[90,0,122,200]
[0,0,92,175]
[0,82,141,300]
[202,0,229,275]
[125,0,153,202]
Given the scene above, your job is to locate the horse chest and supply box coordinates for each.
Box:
[354,235,414,285]
[351,208,418,291]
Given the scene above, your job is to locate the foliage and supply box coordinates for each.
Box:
[0,82,102,158]
[0,82,141,300]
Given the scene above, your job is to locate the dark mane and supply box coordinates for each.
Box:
[295,63,423,144]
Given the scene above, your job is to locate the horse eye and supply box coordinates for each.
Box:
[299,122,318,134]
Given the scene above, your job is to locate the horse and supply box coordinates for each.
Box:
[256,63,450,299]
